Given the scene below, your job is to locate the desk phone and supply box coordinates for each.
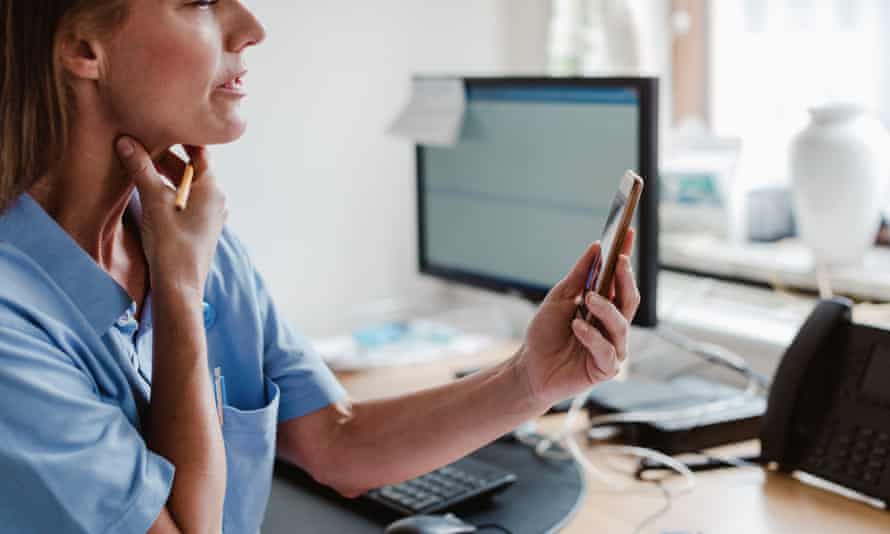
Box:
[761,298,890,507]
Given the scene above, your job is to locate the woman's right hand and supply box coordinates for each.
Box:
[115,136,228,296]
[117,137,229,533]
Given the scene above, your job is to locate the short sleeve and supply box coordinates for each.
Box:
[0,325,174,534]
[233,242,347,423]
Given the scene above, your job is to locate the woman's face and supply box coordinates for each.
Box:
[99,0,265,148]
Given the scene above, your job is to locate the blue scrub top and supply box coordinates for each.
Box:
[0,193,347,533]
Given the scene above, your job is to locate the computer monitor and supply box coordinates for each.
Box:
[416,77,659,327]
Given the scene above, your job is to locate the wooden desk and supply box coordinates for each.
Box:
[337,342,890,534]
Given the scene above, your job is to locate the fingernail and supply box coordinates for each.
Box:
[572,318,588,334]
[116,137,134,157]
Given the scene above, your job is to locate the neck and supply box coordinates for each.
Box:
[28,115,163,268]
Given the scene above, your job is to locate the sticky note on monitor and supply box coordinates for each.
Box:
[388,77,466,146]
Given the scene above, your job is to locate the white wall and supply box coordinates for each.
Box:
[214,2,550,336]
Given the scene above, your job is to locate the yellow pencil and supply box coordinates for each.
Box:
[175,163,195,211]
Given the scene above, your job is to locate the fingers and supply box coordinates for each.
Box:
[606,228,639,320]
[552,229,634,302]
[183,145,210,176]
[581,291,629,361]
[154,146,211,187]
[116,136,175,194]
[552,241,601,299]
[620,227,636,257]
[615,254,641,320]
[155,150,187,185]
[571,318,619,379]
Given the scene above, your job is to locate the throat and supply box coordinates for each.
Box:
[105,217,149,321]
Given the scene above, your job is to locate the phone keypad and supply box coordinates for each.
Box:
[810,425,889,488]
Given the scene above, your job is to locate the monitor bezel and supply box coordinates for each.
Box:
[416,76,659,327]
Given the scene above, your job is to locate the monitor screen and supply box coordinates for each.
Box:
[417,78,658,326]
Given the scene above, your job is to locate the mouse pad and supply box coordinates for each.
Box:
[262,439,585,534]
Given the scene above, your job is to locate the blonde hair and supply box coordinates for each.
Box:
[0,0,127,214]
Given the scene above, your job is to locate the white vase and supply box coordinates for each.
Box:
[790,104,890,267]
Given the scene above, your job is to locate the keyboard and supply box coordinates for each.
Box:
[362,456,517,516]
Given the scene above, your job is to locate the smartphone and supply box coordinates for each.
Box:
[576,170,644,321]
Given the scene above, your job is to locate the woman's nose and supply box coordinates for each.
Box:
[226,2,267,52]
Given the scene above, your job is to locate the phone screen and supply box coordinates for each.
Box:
[585,187,628,293]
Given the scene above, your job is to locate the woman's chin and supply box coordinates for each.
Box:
[187,120,248,147]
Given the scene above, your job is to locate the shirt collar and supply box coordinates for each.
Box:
[0,193,136,336]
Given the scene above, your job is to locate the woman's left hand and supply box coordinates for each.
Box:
[515,229,640,410]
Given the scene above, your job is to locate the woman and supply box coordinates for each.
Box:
[0,1,639,533]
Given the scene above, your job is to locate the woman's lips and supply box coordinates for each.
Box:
[217,76,246,97]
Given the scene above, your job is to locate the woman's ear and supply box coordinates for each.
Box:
[58,31,106,82]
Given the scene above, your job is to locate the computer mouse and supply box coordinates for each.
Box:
[383,513,477,534]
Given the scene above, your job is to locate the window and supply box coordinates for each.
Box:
[709,0,885,146]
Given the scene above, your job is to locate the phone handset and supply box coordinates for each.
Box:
[759,297,853,466]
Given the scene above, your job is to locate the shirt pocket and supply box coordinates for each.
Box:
[221,376,279,534]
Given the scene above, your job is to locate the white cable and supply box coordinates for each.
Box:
[702,449,763,470]
[631,481,672,534]
[527,322,766,534]
[560,388,696,490]
[530,281,764,531]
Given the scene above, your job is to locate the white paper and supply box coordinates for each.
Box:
[388,78,466,146]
